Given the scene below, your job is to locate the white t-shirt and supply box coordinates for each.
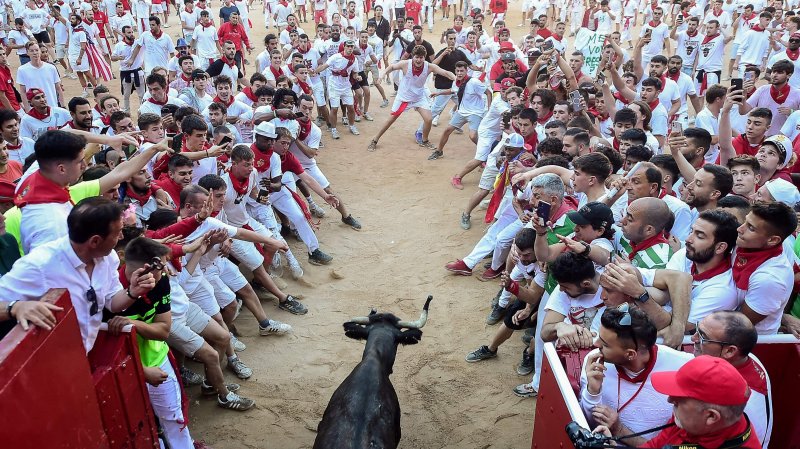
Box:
[325,53,358,92]
[593,11,613,34]
[695,107,720,163]
[68,26,88,59]
[192,24,219,59]
[17,63,62,110]
[137,31,175,73]
[50,17,70,45]
[780,109,800,141]
[675,31,701,68]
[545,285,605,333]
[113,40,144,71]
[451,77,486,116]
[20,107,71,140]
[219,170,258,227]
[22,7,50,34]
[695,33,726,72]
[639,22,670,61]
[746,83,800,135]
[108,13,135,38]
[768,51,800,89]
[734,249,794,334]
[180,9,199,31]
[7,30,31,55]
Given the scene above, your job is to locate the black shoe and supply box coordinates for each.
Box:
[465,345,498,362]
[308,248,333,265]
[521,327,535,345]
[342,215,362,230]
[486,303,507,325]
[517,348,535,376]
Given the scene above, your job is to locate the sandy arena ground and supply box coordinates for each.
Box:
[36,5,619,447]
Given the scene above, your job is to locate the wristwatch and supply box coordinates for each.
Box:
[636,289,650,303]
[6,300,18,320]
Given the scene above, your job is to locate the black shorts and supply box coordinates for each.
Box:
[503,299,536,331]
[33,31,50,44]
[355,71,369,88]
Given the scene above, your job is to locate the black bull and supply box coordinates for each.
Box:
[313,296,433,449]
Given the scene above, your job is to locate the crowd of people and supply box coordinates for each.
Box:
[0,0,799,446]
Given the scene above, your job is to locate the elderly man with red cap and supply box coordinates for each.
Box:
[596,355,762,448]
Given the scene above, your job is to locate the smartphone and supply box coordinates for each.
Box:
[256,189,270,204]
[536,200,551,222]
[730,78,743,92]
[644,28,652,38]
[672,121,683,135]
[541,39,554,52]
[569,90,583,112]
[171,132,184,153]
[219,135,233,146]
[744,71,755,83]
[596,72,606,84]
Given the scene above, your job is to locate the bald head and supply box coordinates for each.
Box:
[631,197,672,234]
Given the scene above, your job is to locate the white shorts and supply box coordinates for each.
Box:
[329,87,354,107]
[166,301,211,357]
[185,275,220,316]
[391,96,429,114]
[479,160,500,190]
[205,269,237,309]
[96,37,111,55]
[151,4,165,13]
[311,77,326,105]
[303,163,330,189]
[730,43,740,59]
[55,43,66,59]
[475,132,500,161]
[69,53,89,72]
[449,111,482,131]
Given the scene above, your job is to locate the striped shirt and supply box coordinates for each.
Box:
[615,235,673,269]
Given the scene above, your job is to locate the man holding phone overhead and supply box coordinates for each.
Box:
[638,7,669,69]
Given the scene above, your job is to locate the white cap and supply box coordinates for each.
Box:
[506,133,525,148]
[254,121,277,138]
[763,134,794,168]
[765,178,800,206]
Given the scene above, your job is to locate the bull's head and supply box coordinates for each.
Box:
[343,295,433,346]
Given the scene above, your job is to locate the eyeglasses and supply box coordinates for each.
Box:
[694,324,733,347]
[791,39,800,43]
[86,286,98,315]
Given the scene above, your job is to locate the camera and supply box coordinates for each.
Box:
[566,422,611,449]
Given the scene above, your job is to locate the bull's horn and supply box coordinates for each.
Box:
[397,295,433,329]
[349,308,377,324]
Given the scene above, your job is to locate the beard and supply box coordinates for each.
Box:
[686,244,715,264]
[686,193,710,209]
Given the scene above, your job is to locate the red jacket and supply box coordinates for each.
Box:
[0,65,20,111]
[217,21,250,52]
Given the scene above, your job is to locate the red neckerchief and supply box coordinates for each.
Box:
[347,11,356,19]
[201,20,212,31]
[184,6,192,13]
[685,28,698,38]
[613,91,630,105]
[576,70,586,81]
[147,96,168,106]
[155,174,183,205]
[297,118,312,141]
[241,86,258,102]
[551,34,563,42]
[537,109,553,124]
[647,98,660,111]
[711,7,723,17]
[647,20,660,27]
[151,28,163,39]
[269,65,283,80]
[786,48,800,61]
[117,11,126,17]
[180,73,192,83]
[648,416,758,449]
[733,245,784,289]
[455,75,471,87]
[221,55,237,68]
[100,115,111,126]
[453,25,462,32]
[692,257,732,281]
[666,70,680,82]
[751,24,766,32]
[742,12,756,23]
[296,77,312,94]
[628,232,669,260]
[463,43,476,52]
[770,83,791,104]
[732,134,763,156]
[27,106,51,120]
[524,131,538,152]
[5,139,21,150]
[228,171,250,195]
[411,61,424,77]
[213,94,234,107]
[125,183,158,204]
[616,346,658,414]
[702,32,719,44]
[14,171,71,207]
[251,143,273,173]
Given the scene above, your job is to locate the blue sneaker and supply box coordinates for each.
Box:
[415,130,423,144]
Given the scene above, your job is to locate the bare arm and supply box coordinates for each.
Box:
[428,63,456,81]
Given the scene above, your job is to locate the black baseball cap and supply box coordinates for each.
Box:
[567,202,614,229]
[501,52,516,62]
[191,69,208,79]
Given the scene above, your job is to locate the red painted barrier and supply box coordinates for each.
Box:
[533,338,800,449]
[0,289,159,449]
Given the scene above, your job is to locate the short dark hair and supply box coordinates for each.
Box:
[550,252,596,286]
[537,137,564,156]
[68,197,125,244]
[214,75,233,88]
[650,154,680,183]
[697,209,739,256]
[712,311,758,356]
[181,114,208,134]
[536,154,571,169]
[565,127,590,148]
[168,154,192,171]
[626,144,653,163]
[272,88,298,108]
[174,106,198,123]
[0,108,19,125]
[198,174,227,191]
[124,237,170,266]
[82,165,110,181]
[68,96,91,113]
[518,107,538,124]
[109,111,131,131]
[614,108,637,126]
[716,195,751,222]
[145,73,167,88]
[601,306,657,350]
[149,15,161,25]
[137,112,162,130]
[146,208,180,231]
[207,101,227,114]
[727,154,760,173]
[701,164,734,198]
[650,55,668,65]
[641,77,663,91]
[773,59,795,75]
[178,54,194,66]
[230,144,254,162]
[705,84,728,103]
[684,127,712,157]
[573,152,612,181]
[750,202,797,240]
[514,228,537,251]
[250,72,267,85]
[532,89,557,111]
[34,130,87,166]
[596,146,624,173]
[749,107,773,124]
[619,128,647,145]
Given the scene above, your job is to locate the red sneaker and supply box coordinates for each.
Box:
[479,264,505,282]
[445,259,473,275]
[451,175,464,190]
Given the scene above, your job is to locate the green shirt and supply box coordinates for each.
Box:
[3,179,100,256]
[111,275,172,368]
[544,214,577,294]
[615,235,673,269]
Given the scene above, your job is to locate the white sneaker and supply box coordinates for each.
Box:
[331,128,340,139]
[380,99,389,108]
[288,258,304,280]
[230,333,246,352]
[309,201,326,218]
[81,89,90,98]
[259,319,292,336]
[364,112,374,121]
[432,115,439,127]
[354,114,362,122]
[349,125,360,135]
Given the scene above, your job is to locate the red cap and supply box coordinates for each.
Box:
[499,41,514,52]
[650,355,750,406]
[500,78,516,88]
[26,88,44,101]
[499,27,510,34]
[791,32,800,39]
[0,180,16,202]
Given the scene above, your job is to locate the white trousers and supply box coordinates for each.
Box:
[463,212,517,269]
[270,188,320,254]
[148,359,194,449]
[491,218,523,271]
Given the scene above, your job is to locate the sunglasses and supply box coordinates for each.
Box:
[86,286,98,315]
[790,39,800,43]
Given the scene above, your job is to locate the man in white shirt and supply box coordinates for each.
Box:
[17,41,64,110]
[665,55,701,125]
[692,311,773,447]
[732,202,796,334]
[314,38,361,138]
[138,72,188,116]
[108,2,135,41]
[768,31,800,88]
[0,197,157,352]
[740,59,800,135]
[580,306,693,439]
[735,11,773,75]
[19,89,71,140]
[694,84,726,163]
[180,0,198,42]
[110,25,145,111]
[127,15,175,73]
[671,16,700,76]
[190,10,221,70]
[694,20,731,95]
[638,6,669,68]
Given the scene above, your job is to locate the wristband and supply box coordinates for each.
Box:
[508,280,520,296]
[127,287,140,301]
[7,300,18,320]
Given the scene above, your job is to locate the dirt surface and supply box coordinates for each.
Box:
[39,7,570,447]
